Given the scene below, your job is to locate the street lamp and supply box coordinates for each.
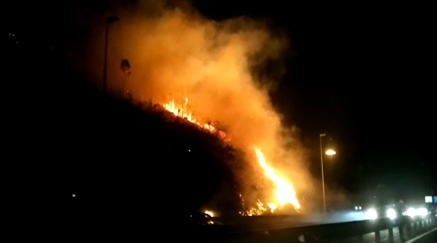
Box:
[325,149,336,156]
[103,16,119,94]
[319,133,336,216]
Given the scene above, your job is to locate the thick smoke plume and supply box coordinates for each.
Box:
[67,0,316,213]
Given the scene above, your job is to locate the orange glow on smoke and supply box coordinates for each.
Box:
[69,1,311,216]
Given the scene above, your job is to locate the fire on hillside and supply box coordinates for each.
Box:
[162,98,300,215]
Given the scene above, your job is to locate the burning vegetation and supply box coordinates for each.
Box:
[67,0,314,216]
[161,97,300,215]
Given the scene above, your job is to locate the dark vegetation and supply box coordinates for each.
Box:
[4,29,246,239]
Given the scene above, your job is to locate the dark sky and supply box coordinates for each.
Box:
[5,0,436,203]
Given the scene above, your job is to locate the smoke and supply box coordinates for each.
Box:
[67,0,316,213]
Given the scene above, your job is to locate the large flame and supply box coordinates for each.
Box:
[254,147,301,211]
[162,97,300,214]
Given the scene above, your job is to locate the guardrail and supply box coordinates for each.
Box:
[197,215,436,243]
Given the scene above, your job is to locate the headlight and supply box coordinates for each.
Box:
[404,207,416,217]
[366,208,378,220]
[386,208,397,220]
[417,207,428,217]
[404,207,428,218]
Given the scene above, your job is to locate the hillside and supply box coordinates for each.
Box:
[4,34,244,237]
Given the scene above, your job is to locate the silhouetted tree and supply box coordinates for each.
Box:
[120,58,131,95]
[120,58,130,73]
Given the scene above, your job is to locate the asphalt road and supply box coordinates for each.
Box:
[198,217,436,243]
[209,227,437,243]
[212,212,368,233]
[404,227,437,243]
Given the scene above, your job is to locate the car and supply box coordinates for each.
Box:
[365,204,399,221]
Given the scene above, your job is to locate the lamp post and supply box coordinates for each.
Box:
[103,16,119,94]
[320,133,327,215]
[319,134,336,216]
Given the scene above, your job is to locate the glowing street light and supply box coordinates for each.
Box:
[319,134,336,216]
[325,149,336,156]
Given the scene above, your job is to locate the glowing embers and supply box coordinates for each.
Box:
[162,98,227,140]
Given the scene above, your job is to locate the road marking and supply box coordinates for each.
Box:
[404,227,437,243]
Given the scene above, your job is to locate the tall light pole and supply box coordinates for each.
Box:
[320,133,327,216]
[103,16,119,94]
[319,133,336,216]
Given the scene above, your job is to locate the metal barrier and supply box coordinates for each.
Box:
[204,215,436,243]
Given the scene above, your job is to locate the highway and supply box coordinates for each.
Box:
[208,226,437,243]
[185,214,436,243]
[404,227,437,243]
[212,211,370,233]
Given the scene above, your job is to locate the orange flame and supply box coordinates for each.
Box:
[162,98,217,133]
[254,147,301,211]
[161,98,300,214]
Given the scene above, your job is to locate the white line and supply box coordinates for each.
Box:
[404,227,437,243]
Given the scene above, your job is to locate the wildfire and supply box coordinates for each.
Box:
[204,210,215,217]
[254,147,301,211]
[161,98,300,215]
[240,199,279,216]
[162,98,226,137]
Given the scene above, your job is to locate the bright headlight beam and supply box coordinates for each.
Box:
[366,208,377,220]
[405,207,416,217]
[386,208,397,220]
[417,207,428,217]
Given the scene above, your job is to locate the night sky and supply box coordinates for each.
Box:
[5,0,436,210]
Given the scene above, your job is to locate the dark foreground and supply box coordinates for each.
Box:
[62,214,435,242]
[411,228,437,243]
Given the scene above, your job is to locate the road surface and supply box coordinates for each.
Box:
[194,217,436,243]
[404,227,437,243]
[359,226,437,243]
